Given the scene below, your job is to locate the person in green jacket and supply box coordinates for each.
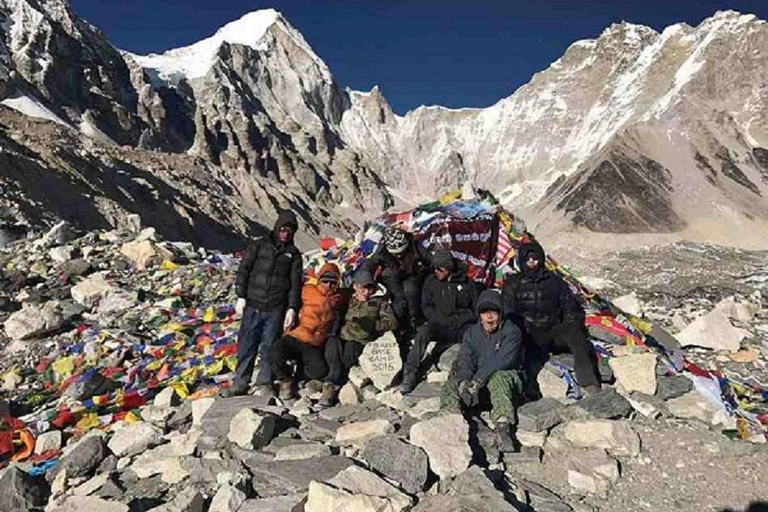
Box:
[322,268,398,405]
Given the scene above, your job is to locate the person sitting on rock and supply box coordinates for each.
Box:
[225,210,302,397]
[502,241,601,395]
[322,268,399,406]
[441,289,524,452]
[270,263,346,400]
[400,249,479,394]
[363,227,431,352]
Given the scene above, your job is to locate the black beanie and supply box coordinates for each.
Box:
[432,249,455,271]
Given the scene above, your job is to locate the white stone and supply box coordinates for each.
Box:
[49,245,74,263]
[3,301,64,340]
[154,387,180,408]
[516,430,548,448]
[567,449,620,495]
[108,421,164,457]
[410,414,472,479]
[305,465,412,512]
[715,296,756,323]
[33,221,70,249]
[335,419,393,447]
[120,240,172,270]
[676,308,749,352]
[227,408,275,450]
[612,292,643,317]
[274,443,332,461]
[338,382,361,405]
[537,367,569,402]
[409,397,442,419]
[359,332,402,390]
[209,484,247,512]
[71,272,115,308]
[348,366,371,388]
[50,496,129,512]
[3,371,21,391]
[609,353,657,395]
[305,482,393,512]
[328,465,412,510]
[666,390,722,425]
[191,397,215,426]
[72,472,110,497]
[562,420,641,457]
[427,370,450,383]
[578,276,616,291]
[34,430,63,455]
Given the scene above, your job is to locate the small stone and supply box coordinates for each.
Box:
[49,245,74,263]
[108,422,164,457]
[502,446,542,465]
[656,375,693,400]
[120,240,173,270]
[273,443,332,461]
[537,368,569,402]
[209,484,247,512]
[359,332,402,390]
[427,371,450,383]
[305,466,412,512]
[146,487,204,512]
[517,398,564,432]
[609,353,657,395]
[34,430,63,455]
[335,419,394,447]
[562,419,641,457]
[361,435,429,494]
[71,272,115,308]
[227,409,276,450]
[49,496,129,512]
[612,292,643,317]
[348,366,371,388]
[338,382,361,405]
[567,448,620,495]
[561,388,632,421]
[409,413,472,479]
[438,344,461,371]
[626,392,665,418]
[245,456,354,498]
[666,390,722,425]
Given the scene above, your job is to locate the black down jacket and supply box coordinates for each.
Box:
[363,232,432,279]
[502,242,583,332]
[235,211,303,312]
[421,262,479,331]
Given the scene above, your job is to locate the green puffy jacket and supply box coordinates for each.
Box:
[340,293,398,344]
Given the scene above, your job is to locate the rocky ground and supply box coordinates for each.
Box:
[0,226,766,512]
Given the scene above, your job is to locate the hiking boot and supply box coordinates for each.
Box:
[318,382,338,408]
[494,420,520,454]
[278,379,296,401]
[219,382,248,398]
[399,371,417,395]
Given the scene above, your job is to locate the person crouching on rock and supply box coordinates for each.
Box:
[400,249,479,394]
[502,241,602,395]
[224,210,302,397]
[440,289,524,453]
[321,268,399,407]
[270,263,346,400]
[363,227,431,356]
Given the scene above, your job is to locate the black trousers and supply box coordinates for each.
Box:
[324,336,366,385]
[404,320,467,375]
[380,270,422,327]
[526,321,600,388]
[270,335,328,381]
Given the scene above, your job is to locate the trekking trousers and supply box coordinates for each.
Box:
[270,335,328,382]
[324,336,366,385]
[234,306,283,388]
[528,321,600,388]
[404,320,467,376]
[441,369,524,425]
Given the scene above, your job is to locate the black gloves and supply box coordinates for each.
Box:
[458,380,481,407]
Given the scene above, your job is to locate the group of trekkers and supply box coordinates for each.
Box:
[225,211,602,448]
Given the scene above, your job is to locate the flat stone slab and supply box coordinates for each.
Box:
[244,456,354,498]
[560,388,632,421]
[197,395,273,450]
[517,398,564,432]
[238,494,305,512]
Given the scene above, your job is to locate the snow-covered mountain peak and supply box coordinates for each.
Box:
[128,9,281,85]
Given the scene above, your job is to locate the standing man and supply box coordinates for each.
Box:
[363,228,431,356]
[502,241,601,394]
[400,249,479,394]
[323,269,398,405]
[441,289,524,453]
[225,211,303,397]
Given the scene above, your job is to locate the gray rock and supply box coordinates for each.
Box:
[123,475,169,503]
[183,458,246,486]
[361,435,429,494]
[237,494,305,512]
[306,465,412,512]
[227,408,276,450]
[144,487,204,512]
[34,430,63,455]
[108,422,164,457]
[48,436,107,482]
[517,398,565,432]
[71,272,115,307]
[562,420,641,457]
[0,466,50,512]
[413,494,519,511]
[209,484,247,512]
[244,456,354,498]
[656,375,693,400]
[517,478,573,512]
[560,388,632,421]
[335,419,394,447]
[318,403,370,422]
[274,442,332,461]
[567,449,620,495]
[49,496,129,512]
[438,344,461,371]
[197,395,272,450]
[57,258,93,278]
[154,387,181,408]
[410,413,472,480]
[503,446,543,465]
[3,301,64,340]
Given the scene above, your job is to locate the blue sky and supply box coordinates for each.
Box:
[72,0,768,115]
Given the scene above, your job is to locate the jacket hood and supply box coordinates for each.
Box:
[516,241,546,277]
[317,262,341,286]
[273,211,299,236]
[475,289,503,315]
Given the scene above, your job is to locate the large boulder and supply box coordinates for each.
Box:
[609,353,657,395]
[4,301,64,340]
[71,272,115,309]
[410,414,472,479]
[517,398,564,431]
[227,408,276,450]
[120,240,173,270]
[108,422,164,457]
[48,435,108,482]
[335,419,394,447]
[676,308,749,351]
[361,435,429,494]
[562,420,641,457]
[0,466,50,512]
[305,466,412,512]
[359,332,402,390]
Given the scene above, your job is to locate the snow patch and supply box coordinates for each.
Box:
[0,95,69,126]
[79,117,116,145]
[129,9,280,86]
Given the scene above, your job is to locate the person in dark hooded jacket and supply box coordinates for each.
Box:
[502,241,601,393]
[224,211,303,397]
[399,249,478,394]
[440,289,524,452]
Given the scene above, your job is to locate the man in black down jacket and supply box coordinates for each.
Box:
[400,249,478,394]
[225,211,303,396]
[502,241,601,393]
[441,289,524,453]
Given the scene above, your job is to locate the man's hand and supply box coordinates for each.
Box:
[459,380,481,407]
[283,308,297,331]
[235,298,246,316]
